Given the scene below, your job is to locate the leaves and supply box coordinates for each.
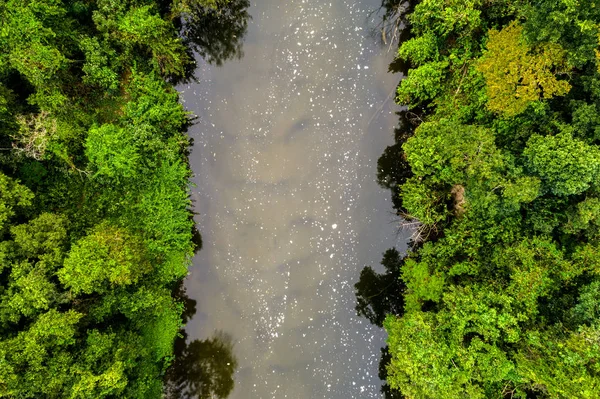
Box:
[477,22,571,117]
[379,1,600,397]
[86,123,141,178]
[523,132,600,196]
[0,0,249,396]
[59,223,152,295]
[0,172,33,233]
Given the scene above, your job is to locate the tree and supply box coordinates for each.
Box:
[1,213,69,325]
[59,223,152,295]
[86,123,141,178]
[477,22,571,117]
[374,0,600,397]
[0,309,84,397]
[0,172,33,233]
[0,0,238,396]
[523,132,600,196]
[403,120,503,184]
[522,0,600,68]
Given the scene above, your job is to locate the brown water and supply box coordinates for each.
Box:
[180,1,404,397]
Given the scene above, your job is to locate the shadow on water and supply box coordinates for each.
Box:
[160,0,251,84]
[354,248,407,399]
[368,0,413,76]
[191,223,203,254]
[376,111,415,213]
[165,283,239,399]
[362,100,426,399]
[180,0,251,67]
[354,248,406,328]
[353,2,422,398]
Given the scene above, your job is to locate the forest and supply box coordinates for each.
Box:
[0,0,247,397]
[4,0,600,397]
[355,0,600,398]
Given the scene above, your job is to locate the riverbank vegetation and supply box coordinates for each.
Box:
[0,0,246,397]
[357,0,600,397]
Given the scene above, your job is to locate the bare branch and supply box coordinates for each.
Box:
[11,111,57,160]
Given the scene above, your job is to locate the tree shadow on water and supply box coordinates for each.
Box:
[181,0,251,67]
[159,0,251,83]
[165,284,238,399]
[354,249,407,399]
[164,330,238,399]
[354,248,406,328]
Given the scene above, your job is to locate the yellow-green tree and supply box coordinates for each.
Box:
[477,22,571,117]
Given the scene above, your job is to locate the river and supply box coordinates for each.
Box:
[179,1,404,397]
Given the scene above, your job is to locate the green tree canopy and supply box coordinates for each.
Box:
[375,0,600,397]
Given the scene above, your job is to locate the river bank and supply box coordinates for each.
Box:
[364,1,600,397]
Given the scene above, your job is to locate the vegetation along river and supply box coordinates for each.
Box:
[179,0,406,397]
[6,0,600,398]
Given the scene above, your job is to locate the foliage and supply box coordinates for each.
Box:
[59,224,153,295]
[523,132,600,196]
[0,0,247,397]
[367,0,600,397]
[478,22,571,117]
[0,172,33,233]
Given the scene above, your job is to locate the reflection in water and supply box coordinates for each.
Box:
[165,331,238,399]
[355,2,421,393]
[375,0,410,46]
[363,108,434,398]
[354,248,406,399]
[376,112,414,212]
[354,248,405,328]
[180,0,251,66]
[165,284,238,399]
[192,224,204,254]
[164,1,247,393]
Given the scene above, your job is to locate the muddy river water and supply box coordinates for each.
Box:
[180,1,405,397]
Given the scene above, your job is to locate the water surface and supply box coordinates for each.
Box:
[180,1,404,397]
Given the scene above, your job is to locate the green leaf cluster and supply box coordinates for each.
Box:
[376,1,600,397]
[0,0,248,397]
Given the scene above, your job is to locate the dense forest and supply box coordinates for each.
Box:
[356,0,600,398]
[5,0,600,397]
[0,0,247,397]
